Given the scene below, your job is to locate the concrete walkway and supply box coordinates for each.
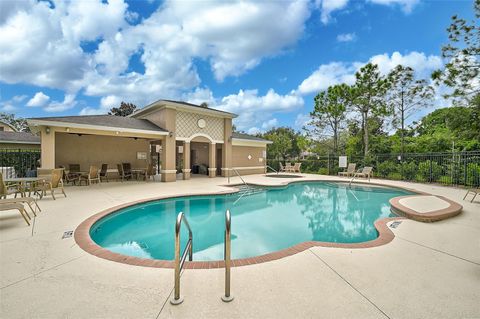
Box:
[0,174,479,318]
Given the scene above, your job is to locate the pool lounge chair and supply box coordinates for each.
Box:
[279,163,286,172]
[285,163,293,172]
[0,172,24,198]
[0,202,31,226]
[463,188,479,203]
[339,163,356,177]
[0,173,40,215]
[353,167,373,181]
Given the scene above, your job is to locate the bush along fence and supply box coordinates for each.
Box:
[267,151,480,187]
[0,149,41,178]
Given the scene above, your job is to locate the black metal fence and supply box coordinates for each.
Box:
[0,149,41,178]
[268,151,480,187]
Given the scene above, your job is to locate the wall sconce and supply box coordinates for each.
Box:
[115,131,120,135]
[228,136,232,142]
[169,131,174,137]
[66,128,70,132]
[45,127,51,134]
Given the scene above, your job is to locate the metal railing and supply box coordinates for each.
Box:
[221,209,234,302]
[268,151,480,187]
[265,165,278,174]
[170,212,193,305]
[228,168,250,188]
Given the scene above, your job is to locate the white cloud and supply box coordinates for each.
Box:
[216,88,304,131]
[262,118,278,130]
[0,0,312,109]
[0,94,27,112]
[44,94,77,112]
[298,51,442,95]
[336,32,356,42]
[295,113,311,129]
[298,62,358,94]
[26,92,50,107]
[367,0,420,13]
[316,0,349,24]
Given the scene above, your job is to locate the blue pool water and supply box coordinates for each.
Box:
[90,182,412,261]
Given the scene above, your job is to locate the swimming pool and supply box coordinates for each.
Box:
[89,182,413,262]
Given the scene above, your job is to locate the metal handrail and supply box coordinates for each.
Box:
[170,212,193,305]
[221,209,234,302]
[266,165,279,174]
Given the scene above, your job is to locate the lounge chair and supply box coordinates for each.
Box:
[36,168,66,200]
[339,163,356,177]
[0,173,40,215]
[117,164,132,181]
[463,188,479,203]
[0,172,24,198]
[279,163,286,172]
[292,162,302,173]
[80,166,100,186]
[100,164,109,182]
[0,202,31,226]
[353,167,373,181]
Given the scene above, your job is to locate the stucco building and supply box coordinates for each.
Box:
[28,100,271,182]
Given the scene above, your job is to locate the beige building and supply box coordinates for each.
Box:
[28,100,271,182]
[0,121,40,149]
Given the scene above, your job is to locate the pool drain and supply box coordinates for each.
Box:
[62,231,73,239]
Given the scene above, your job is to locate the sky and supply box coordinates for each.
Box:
[0,0,475,134]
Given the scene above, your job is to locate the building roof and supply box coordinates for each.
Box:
[0,131,40,144]
[0,120,18,132]
[132,99,238,118]
[28,115,168,132]
[232,132,272,143]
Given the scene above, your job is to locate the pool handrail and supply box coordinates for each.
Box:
[222,209,234,302]
[170,211,193,305]
[266,165,279,174]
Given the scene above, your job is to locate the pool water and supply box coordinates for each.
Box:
[90,182,412,261]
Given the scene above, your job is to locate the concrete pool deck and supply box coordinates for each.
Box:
[0,174,479,318]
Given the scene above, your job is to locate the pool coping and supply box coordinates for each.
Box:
[74,178,458,269]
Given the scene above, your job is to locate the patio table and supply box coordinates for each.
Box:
[131,168,147,180]
[4,177,44,197]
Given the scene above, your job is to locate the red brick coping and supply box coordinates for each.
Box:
[74,180,457,269]
[390,195,463,222]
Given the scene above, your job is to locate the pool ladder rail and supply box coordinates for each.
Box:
[170,209,233,305]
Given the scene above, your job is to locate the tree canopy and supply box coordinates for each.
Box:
[108,102,138,117]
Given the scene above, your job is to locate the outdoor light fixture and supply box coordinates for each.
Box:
[45,127,50,134]
[66,128,70,132]
[169,131,174,137]
[228,136,232,142]
[116,131,119,135]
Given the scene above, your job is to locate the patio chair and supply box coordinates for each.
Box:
[80,166,100,186]
[338,163,356,177]
[36,168,66,200]
[353,167,373,181]
[292,162,302,173]
[285,163,293,173]
[0,202,31,226]
[69,164,80,173]
[100,164,109,182]
[117,164,132,181]
[279,163,286,172]
[122,163,132,176]
[0,173,40,215]
[463,188,479,203]
[59,165,79,186]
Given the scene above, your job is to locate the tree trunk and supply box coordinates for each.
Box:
[333,121,338,154]
[401,90,405,155]
[363,111,369,156]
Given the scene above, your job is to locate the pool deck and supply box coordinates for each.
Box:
[1,174,479,318]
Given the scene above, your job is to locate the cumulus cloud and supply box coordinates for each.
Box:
[216,89,304,131]
[315,0,349,24]
[44,94,77,113]
[336,32,356,42]
[26,92,50,107]
[367,0,420,13]
[0,95,27,112]
[298,51,442,95]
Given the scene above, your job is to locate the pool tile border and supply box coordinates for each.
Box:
[74,178,458,269]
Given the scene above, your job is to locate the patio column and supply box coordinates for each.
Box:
[222,118,233,177]
[208,142,216,178]
[161,135,177,182]
[182,141,191,180]
[40,127,55,169]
